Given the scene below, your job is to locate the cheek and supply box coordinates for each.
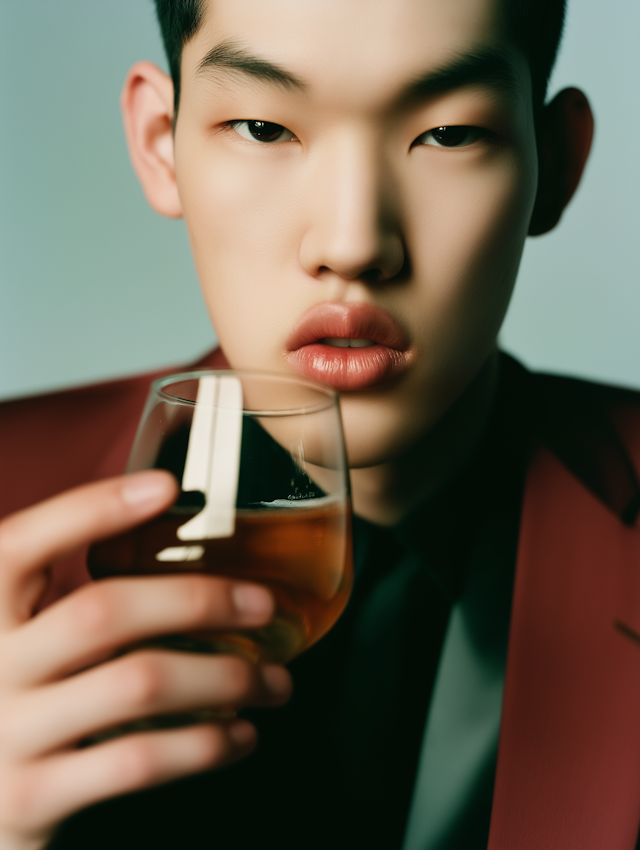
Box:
[176,142,302,365]
[405,151,536,370]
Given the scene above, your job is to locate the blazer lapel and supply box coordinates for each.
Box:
[489,447,640,850]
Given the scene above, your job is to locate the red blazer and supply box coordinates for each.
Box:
[1,352,640,849]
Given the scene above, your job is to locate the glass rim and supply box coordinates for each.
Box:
[150,369,339,417]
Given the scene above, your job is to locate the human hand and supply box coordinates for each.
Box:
[0,471,292,850]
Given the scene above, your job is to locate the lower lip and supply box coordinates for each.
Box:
[286,343,410,391]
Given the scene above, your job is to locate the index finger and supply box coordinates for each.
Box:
[3,574,274,689]
[0,471,178,630]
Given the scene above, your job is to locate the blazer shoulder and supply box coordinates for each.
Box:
[508,356,640,525]
[0,372,150,520]
[529,367,640,412]
[0,349,227,520]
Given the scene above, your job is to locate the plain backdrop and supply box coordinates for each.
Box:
[0,0,638,401]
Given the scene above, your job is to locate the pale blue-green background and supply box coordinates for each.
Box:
[1,0,638,400]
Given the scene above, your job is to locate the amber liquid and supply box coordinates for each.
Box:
[88,499,352,665]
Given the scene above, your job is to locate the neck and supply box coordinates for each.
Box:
[349,351,500,526]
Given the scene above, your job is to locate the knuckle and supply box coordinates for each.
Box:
[70,584,119,638]
[117,737,160,787]
[0,640,19,695]
[114,654,166,710]
[0,705,19,756]
[0,766,40,828]
[177,576,222,625]
[0,515,24,568]
[189,725,227,766]
[219,657,256,702]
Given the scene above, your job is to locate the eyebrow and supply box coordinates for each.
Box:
[401,47,521,103]
[197,40,520,103]
[197,39,306,92]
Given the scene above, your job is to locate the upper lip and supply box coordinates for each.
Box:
[285,302,410,352]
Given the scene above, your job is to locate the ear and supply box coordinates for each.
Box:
[528,87,594,236]
[121,62,182,218]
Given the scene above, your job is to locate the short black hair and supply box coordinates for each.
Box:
[502,0,567,111]
[153,0,566,116]
[154,0,204,114]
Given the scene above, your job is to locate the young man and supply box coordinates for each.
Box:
[1,0,638,848]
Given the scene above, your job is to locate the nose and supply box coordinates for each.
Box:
[298,135,405,283]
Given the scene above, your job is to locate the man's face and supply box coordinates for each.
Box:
[173,0,538,467]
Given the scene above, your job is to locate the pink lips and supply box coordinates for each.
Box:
[285,302,412,391]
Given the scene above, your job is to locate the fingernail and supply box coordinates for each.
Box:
[228,720,257,749]
[232,585,272,617]
[261,665,292,697]
[121,471,174,507]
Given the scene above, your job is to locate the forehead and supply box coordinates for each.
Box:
[189,0,522,107]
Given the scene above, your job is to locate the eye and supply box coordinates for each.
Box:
[230,120,296,143]
[414,126,484,148]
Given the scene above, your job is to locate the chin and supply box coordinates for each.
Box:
[340,396,431,469]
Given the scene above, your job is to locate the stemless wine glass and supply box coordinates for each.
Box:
[88,370,353,669]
